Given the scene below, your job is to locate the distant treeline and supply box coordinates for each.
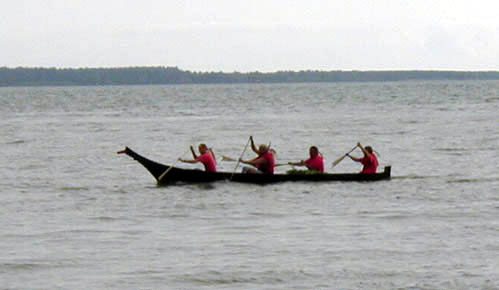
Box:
[1,66,499,87]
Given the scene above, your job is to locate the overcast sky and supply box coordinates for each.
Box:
[2,0,499,72]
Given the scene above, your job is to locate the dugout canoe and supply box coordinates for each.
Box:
[118,147,391,185]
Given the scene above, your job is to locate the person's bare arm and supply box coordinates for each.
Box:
[357,142,369,156]
[347,153,361,162]
[179,158,200,164]
[250,136,259,154]
[240,156,267,168]
[190,145,197,159]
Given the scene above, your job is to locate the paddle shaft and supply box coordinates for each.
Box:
[224,157,287,167]
[275,163,290,167]
[230,137,251,179]
[158,149,191,182]
[332,145,358,167]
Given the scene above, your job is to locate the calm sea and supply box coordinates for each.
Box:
[1,81,498,290]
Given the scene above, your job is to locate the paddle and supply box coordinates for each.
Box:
[222,156,289,167]
[158,148,191,182]
[275,163,291,167]
[221,155,236,162]
[230,137,252,180]
[332,145,358,168]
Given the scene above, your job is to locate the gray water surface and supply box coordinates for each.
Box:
[1,81,499,289]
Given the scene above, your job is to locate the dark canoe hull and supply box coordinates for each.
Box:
[120,147,391,185]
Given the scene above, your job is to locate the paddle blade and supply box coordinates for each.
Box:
[332,155,346,167]
[221,155,236,162]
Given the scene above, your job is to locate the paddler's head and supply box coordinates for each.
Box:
[198,143,208,154]
[258,144,269,154]
[309,146,319,157]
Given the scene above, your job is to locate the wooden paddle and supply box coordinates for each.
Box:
[158,148,191,182]
[230,137,252,180]
[332,145,358,168]
[275,163,290,167]
[222,156,288,167]
[221,155,236,162]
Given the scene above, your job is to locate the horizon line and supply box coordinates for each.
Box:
[2,66,499,73]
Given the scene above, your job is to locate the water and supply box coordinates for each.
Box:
[1,81,499,289]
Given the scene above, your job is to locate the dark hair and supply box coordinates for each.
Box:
[365,146,373,154]
[309,146,319,156]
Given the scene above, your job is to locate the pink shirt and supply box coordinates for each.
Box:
[257,151,275,174]
[196,152,217,172]
[359,153,378,174]
[305,155,324,172]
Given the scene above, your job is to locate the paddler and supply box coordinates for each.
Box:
[347,142,378,173]
[179,144,217,172]
[239,136,275,174]
[288,146,324,172]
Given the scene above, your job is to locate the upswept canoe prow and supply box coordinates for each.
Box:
[119,147,391,185]
[120,147,227,185]
[120,147,171,182]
